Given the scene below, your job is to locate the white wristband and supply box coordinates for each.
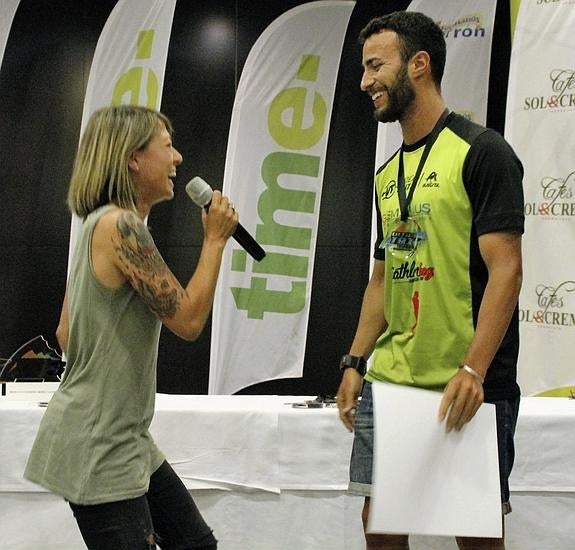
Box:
[461,364,484,384]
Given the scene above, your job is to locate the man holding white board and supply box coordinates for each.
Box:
[336,11,524,550]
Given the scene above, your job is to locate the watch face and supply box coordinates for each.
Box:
[340,355,366,375]
[340,355,355,368]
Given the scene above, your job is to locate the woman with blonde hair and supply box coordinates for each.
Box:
[25,105,238,549]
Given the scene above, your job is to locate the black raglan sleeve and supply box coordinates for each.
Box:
[463,128,525,236]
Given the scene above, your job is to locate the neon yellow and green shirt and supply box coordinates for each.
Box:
[366,113,524,401]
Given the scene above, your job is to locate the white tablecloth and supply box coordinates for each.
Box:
[0,395,574,549]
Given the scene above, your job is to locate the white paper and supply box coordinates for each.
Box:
[368,382,502,538]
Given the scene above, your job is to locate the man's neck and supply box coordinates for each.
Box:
[400,95,446,146]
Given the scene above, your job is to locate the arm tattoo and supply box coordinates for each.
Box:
[114,211,182,319]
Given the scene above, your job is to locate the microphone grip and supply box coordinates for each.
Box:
[232,223,266,262]
[203,205,266,262]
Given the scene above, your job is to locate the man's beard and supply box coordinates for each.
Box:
[373,63,415,123]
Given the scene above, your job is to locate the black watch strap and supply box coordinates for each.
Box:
[339,354,367,376]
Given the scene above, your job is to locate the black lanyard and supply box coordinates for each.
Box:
[397,108,450,222]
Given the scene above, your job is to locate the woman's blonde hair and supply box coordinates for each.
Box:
[67,105,173,218]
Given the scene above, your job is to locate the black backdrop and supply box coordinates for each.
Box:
[0,0,511,396]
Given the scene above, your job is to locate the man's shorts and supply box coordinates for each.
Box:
[348,381,520,515]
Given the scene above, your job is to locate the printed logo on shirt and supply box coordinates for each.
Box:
[391,260,435,283]
[381,202,432,228]
[411,290,420,332]
[381,180,396,200]
[421,170,440,188]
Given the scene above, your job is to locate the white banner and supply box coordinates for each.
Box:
[505,0,575,395]
[0,0,20,73]
[209,1,356,394]
[67,0,177,271]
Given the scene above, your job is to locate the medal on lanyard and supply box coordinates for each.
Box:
[382,109,450,260]
[382,217,426,260]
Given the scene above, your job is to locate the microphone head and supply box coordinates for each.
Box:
[185,176,213,207]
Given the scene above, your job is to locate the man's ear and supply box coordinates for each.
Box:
[410,50,431,80]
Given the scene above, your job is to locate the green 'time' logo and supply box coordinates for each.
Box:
[231,54,327,319]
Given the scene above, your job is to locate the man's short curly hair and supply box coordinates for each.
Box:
[359,11,446,88]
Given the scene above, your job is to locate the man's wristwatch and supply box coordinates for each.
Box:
[339,354,367,376]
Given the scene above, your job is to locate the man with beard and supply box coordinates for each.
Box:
[335,11,524,550]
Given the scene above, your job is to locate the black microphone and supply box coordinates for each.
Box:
[185,176,266,262]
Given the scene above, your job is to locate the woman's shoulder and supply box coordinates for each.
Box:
[95,206,144,234]
[91,206,147,251]
[95,207,156,260]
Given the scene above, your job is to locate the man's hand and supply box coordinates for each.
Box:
[438,368,484,432]
[336,368,363,432]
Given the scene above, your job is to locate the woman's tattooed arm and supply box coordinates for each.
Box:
[113,211,183,319]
